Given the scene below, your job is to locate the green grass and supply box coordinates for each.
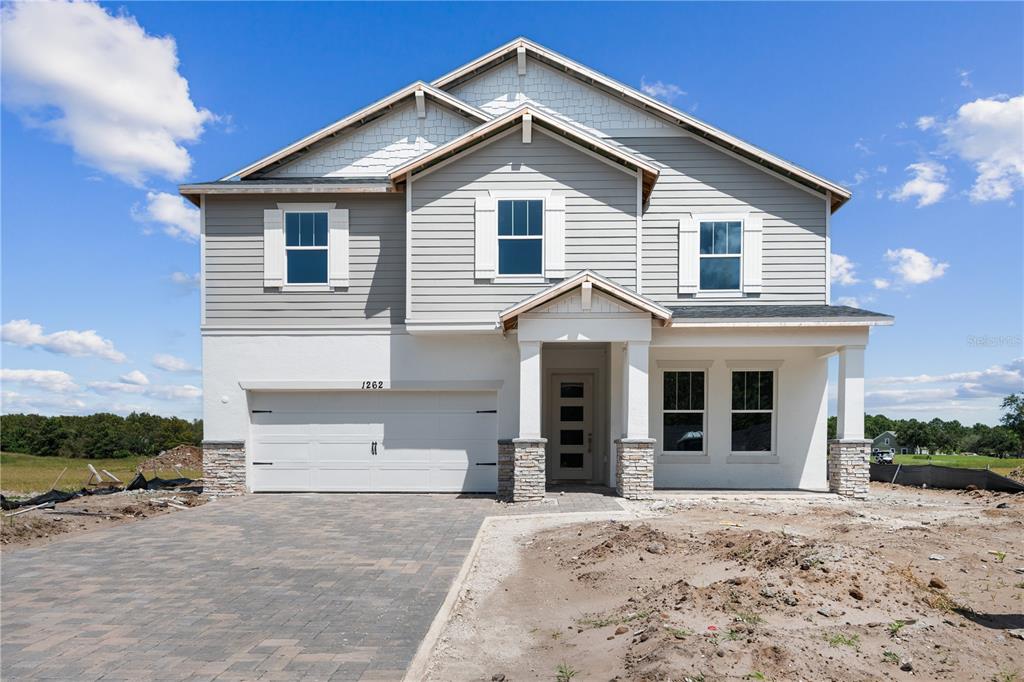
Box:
[893,454,1023,476]
[824,632,860,649]
[0,452,201,495]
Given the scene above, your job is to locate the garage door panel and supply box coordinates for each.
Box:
[251,466,310,491]
[249,390,497,492]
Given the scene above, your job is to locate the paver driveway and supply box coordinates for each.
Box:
[2,492,621,681]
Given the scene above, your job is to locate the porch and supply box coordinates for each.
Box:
[495,272,882,502]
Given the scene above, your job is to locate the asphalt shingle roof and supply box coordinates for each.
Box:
[669,304,892,320]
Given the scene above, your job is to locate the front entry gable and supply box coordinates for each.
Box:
[500,270,672,332]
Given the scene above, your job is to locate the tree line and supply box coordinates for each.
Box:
[0,413,203,459]
[828,393,1024,456]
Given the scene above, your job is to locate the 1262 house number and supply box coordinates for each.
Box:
[361,381,385,390]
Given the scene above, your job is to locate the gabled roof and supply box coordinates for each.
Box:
[222,82,491,181]
[389,106,661,201]
[499,270,673,331]
[433,38,851,212]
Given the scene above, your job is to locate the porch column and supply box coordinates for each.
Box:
[836,345,865,440]
[498,340,545,502]
[518,340,542,439]
[623,340,649,438]
[616,340,654,500]
[829,344,870,499]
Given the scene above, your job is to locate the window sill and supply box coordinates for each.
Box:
[727,453,779,464]
[280,285,335,292]
[492,276,548,285]
[695,291,744,299]
[659,452,709,462]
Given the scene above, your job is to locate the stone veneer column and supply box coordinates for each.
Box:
[497,438,546,502]
[202,440,246,496]
[615,438,655,500]
[827,439,870,499]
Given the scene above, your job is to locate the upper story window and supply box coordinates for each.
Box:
[285,212,328,284]
[497,199,543,275]
[700,220,742,290]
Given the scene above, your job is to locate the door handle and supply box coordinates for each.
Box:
[587,433,592,453]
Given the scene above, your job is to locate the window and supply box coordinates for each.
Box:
[498,199,543,275]
[731,370,774,452]
[700,220,741,290]
[663,370,705,453]
[285,212,328,284]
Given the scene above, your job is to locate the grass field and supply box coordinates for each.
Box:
[0,452,202,495]
[893,453,1023,477]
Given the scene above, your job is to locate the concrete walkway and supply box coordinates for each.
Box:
[1,492,621,681]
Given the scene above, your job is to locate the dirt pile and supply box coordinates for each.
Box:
[138,444,202,473]
[426,487,1023,681]
[1007,466,1024,483]
[1,490,206,550]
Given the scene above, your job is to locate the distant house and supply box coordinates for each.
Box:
[873,431,898,454]
[872,431,929,456]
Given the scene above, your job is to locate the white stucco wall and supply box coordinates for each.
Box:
[203,332,521,442]
[649,346,829,490]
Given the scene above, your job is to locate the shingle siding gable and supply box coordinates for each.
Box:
[266,101,478,178]
[449,56,670,137]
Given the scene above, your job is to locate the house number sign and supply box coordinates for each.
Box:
[360,381,386,390]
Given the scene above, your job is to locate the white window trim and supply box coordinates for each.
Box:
[494,196,546,281]
[695,212,748,295]
[728,365,779,457]
[278,202,336,288]
[658,367,709,458]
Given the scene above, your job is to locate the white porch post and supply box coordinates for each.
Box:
[836,344,865,440]
[830,344,870,499]
[518,340,542,439]
[616,340,654,499]
[623,340,650,438]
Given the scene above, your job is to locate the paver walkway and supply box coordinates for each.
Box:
[1,491,621,681]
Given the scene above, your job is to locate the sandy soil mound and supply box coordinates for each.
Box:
[426,486,1023,681]
[138,444,202,472]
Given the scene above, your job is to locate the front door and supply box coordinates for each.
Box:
[550,374,594,480]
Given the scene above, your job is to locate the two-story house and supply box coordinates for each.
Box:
[181,38,892,501]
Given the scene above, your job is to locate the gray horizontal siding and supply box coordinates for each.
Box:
[409,130,638,321]
[632,136,828,306]
[204,194,405,326]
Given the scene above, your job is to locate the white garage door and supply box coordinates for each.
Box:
[248,391,498,492]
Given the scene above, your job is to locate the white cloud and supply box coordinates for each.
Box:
[835,296,861,308]
[873,278,891,290]
[640,77,686,103]
[830,253,860,286]
[957,68,973,89]
[119,370,150,386]
[868,358,1024,412]
[853,139,872,155]
[916,116,937,131]
[845,169,870,187]
[884,247,949,285]
[2,390,87,414]
[152,353,199,374]
[942,95,1023,202]
[889,161,949,207]
[0,369,78,393]
[0,0,213,185]
[135,192,200,242]
[1,319,126,362]
[88,379,201,401]
[170,271,200,290]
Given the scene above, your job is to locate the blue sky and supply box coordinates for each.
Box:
[2,1,1022,424]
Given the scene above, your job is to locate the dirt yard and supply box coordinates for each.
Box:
[1,489,205,550]
[426,484,1023,682]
